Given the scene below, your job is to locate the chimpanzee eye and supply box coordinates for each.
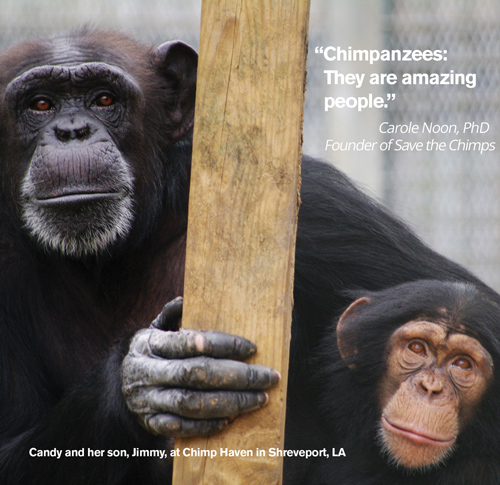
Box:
[94,93,115,107]
[30,97,53,112]
[453,357,472,370]
[408,341,426,355]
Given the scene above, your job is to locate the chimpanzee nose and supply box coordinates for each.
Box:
[53,117,93,142]
[418,372,444,397]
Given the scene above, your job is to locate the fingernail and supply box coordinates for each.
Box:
[195,333,205,352]
[270,370,281,385]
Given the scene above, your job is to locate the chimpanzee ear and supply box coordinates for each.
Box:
[336,297,370,367]
[152,41,198,143]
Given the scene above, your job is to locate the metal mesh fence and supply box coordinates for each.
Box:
[0,0,202,49]
[384,0,500,290]
[1,0,500,290]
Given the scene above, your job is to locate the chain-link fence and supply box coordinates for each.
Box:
[1,0,500,290]
[384,0,500,290]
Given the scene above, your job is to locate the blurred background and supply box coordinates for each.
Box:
[1,0,499,290]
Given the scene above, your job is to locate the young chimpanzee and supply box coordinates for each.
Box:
[283,161,500,485]
[0,29,499,484]
[295,280,500,484]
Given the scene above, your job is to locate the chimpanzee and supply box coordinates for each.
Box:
[283,162,500,484]
[294,280,500,484]
[0,29,499,484]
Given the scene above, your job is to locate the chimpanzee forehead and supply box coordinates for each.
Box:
[7,35,139,75]
[0,31,154,92]
[46,36,119,67]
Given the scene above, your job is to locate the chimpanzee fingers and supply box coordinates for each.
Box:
[146,328,258,360]
[150,297,183,330]
[128,388,269,419]
[125,355,280,390]
[141,413,228,437]
[148,299,260,360]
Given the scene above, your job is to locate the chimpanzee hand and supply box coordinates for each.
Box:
[122,298,280,437]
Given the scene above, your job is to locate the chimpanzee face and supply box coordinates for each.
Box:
[336,281,495,471]
[5,61,139,256]
[0,32,197,257]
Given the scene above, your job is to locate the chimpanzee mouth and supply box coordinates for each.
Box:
[381,417,455,447]
[35,191,124,207]
[24,188,135,257]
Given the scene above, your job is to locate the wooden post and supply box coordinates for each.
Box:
[173,1,310,484]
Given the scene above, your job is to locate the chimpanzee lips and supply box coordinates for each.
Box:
[35,191,123,207]
[382,416,455,447]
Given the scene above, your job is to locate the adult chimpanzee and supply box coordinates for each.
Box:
[0,29,499,485]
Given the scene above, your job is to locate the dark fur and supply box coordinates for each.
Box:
[284,161,500,484]
[0,30,499,484]
[290,281,500,484]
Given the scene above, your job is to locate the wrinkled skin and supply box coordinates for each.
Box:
[122,298,279,436]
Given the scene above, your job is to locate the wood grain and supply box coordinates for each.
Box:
[172,1,309,483]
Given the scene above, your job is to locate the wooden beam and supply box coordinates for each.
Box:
[173,1,309,483]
